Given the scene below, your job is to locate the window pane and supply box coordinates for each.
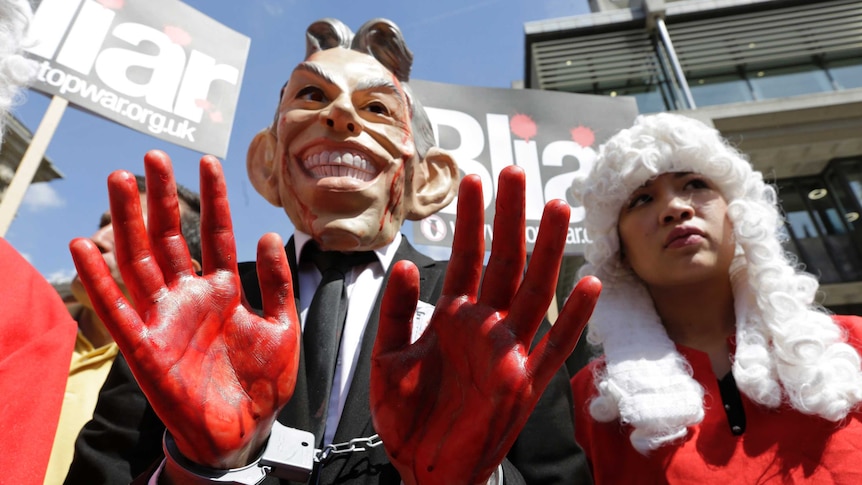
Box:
[749,67,833,99]
[832,159,862,209]
[778,183,842,283]
[852,180,862,209]
[690,76,753,107]
[630,90,668,113]
[825,159,862,282]
[803,179,862,281]
[828,60,862,90]
[598,84,669,114]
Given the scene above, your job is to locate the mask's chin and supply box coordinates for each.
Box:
[313,213,400,252]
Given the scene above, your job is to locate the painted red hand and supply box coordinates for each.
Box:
[371,165,601,485]
[69,151,300,469]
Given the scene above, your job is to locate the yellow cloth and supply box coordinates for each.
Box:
[42,330,118,485]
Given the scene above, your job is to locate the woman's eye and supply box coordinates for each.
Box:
[627,193,651,209]
[297,86,327,103]
[365,101,390,116]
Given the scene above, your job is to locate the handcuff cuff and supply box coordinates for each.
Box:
[163,422,317,484]
[163,422,501,485]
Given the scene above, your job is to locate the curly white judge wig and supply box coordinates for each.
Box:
[0,0,36,140]
[572,112,862,454]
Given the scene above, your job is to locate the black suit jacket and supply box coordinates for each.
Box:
[64,237,591,484]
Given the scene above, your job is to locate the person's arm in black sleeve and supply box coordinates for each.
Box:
[63,352,166,485]
[504,319,593,484]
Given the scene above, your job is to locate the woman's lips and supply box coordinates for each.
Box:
[664,226,706,249]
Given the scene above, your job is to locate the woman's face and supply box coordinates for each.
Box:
[617,172,736,290]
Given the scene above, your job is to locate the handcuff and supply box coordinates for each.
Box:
[163,421,316,484]
[163,422,502,484]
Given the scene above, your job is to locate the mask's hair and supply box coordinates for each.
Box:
[269,18,435,158]
[0,0,37,142]
[571,112,862,454]
[133,175,202,263]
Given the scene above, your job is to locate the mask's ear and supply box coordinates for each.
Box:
[405,147,459,220]
[247,129,283,207]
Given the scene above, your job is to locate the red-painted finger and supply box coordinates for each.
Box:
[375,260,420,357]
[508,200,571,344]
[256,233,298,325]
[199,155,239,276]
[442,174,484,299]
[526,276,601,386]
[144,151,196,284]
[107,170,166,309]
[70,238,146,350]
[479,165,526,309]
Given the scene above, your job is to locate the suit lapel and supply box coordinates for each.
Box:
[276,237,312,438]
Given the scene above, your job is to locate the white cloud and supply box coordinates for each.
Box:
[46,268,77,284]
[259,0,285,17]
[23,182,65,211]
[403,0,504,29]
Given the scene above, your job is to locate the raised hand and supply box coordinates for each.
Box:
[69,150,301,469]
[370,165,601,485]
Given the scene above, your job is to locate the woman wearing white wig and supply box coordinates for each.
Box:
[570,112,862,483]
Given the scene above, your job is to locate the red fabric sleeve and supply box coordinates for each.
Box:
[835,314,862,350]
[0,238,77,485]
[570,359,603,466]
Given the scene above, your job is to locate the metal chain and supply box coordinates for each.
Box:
[314,434,383,465]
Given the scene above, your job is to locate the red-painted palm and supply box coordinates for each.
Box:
[371,166,601,485]
[69,150,300,469]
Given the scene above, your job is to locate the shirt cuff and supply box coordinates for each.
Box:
[487,463,504,485]
[148,459,165,485]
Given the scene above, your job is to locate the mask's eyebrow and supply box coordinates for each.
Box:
[289,63,404,102]
[355,77,402,97]
[292,62,336,86]
[357,77,407,116]
[99,212,111,228]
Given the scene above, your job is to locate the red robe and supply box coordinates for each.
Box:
[572,315,862,484]
[0,238,77,484]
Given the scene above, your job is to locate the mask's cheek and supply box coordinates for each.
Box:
[278,164,317,234]
[383,163,407,226]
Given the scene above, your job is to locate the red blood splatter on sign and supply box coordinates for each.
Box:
[164,26,192,46]
[96,0,124,9]
[193,99,223,123]
[570,125,596,147]
[510,114,537,142]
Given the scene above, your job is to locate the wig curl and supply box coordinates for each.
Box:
[0,0,36,141]
[572,112,862,454]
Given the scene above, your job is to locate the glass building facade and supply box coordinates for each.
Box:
[527,0,862,113]
[526,0,862,313]
[779,158,862,284]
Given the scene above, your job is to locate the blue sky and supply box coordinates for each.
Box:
[7,0,590,282]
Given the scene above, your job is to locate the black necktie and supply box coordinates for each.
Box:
[302,243,377,446]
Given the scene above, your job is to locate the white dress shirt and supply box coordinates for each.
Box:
[292,231,402,446]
